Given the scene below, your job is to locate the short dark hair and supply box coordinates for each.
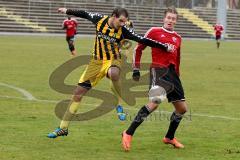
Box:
[164,8,178,19]
[111,7,129,18]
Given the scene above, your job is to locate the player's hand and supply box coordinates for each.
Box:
[58,8,67,14]
[132,69,140,81]
[166,43,175,53]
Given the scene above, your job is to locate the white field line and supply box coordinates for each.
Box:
[0,95,239,121]
[0,82,36,100]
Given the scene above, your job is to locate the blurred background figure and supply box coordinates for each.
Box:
[62,16,78,56]
[213,23,224,49]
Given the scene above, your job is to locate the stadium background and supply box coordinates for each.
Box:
[0,0,239,39]
[0,0,240,160]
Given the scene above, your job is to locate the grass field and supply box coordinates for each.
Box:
[0,35,240,160]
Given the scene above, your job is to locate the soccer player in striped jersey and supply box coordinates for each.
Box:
[122,8,187,151]
[48,7,174,138]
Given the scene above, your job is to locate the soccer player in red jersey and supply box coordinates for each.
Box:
[213,23,224,49]
[122,8,187,151]
[62,16,78,55]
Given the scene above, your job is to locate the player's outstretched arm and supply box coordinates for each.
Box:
[122,26,174,52]
[58,8,103,24]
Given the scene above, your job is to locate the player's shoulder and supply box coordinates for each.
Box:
[145,27,162,36]
[95,15,108,23]
[161,27,182,38]
[63,19,69,23]
[173,31,182,39]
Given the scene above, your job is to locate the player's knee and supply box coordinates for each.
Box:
[110,75,119,81]
[177,103,188,114]
[73,95,82,102]
[73,87,87,101]
[69,43,75,51]
[108,72,120,81]
[180,108,187,114]
[108,66,120,81]
[147,102,159,112]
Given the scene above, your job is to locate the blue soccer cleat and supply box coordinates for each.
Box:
[116,105,126,121]
[47,127,68,138]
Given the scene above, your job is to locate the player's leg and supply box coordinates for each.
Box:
[48,59,100,138]
[122,85,167,151]
[122,103,157,151]
[107,66,121,98]
[162,66,187,148]
[217,40,220,48]
[122,100,160,151]
[216,35,220,49]
[124,85,167,134]
[59,85,89,129]
[107,65,127,120]
[60,59,103,127]
[125,102,158,134]
[47,85,90,138]
[163,100,187,148]
[67,36,76,55]
[122,67,169,151]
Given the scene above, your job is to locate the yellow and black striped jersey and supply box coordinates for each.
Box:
[66,9,167,60]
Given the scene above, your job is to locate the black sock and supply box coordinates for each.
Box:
[126,106,151,136]
[165,111,183,140]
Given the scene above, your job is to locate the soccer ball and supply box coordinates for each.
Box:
[148,85,167,104]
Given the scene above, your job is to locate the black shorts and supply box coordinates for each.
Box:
[66,36,75,42]
[215,35,221,40]
[149,64,185,102]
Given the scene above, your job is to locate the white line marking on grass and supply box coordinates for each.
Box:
[0,95,59,103]
[124,107,240,121]
[0,83,239,121]
[0,82,37,100]
[1,95,240,121]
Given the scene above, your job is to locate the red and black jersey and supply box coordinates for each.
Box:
[214,24,224,36]
[63,18,78,37]
[133,27,182,75]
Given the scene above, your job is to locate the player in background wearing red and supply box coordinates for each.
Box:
[213,23,224,49]
[63,16,78,55]
[122,8,187,151]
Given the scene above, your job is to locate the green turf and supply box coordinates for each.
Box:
[0,36,240,160]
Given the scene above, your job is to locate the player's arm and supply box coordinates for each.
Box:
[73,18,78,27]
[122,26,173,52]
[58,8,103,24]
[62,20,66,29]
[132,29,152,81]
[73,19,78,34]
[175,37,182,76]
[132,43,147,81]
[176,47,181,76]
